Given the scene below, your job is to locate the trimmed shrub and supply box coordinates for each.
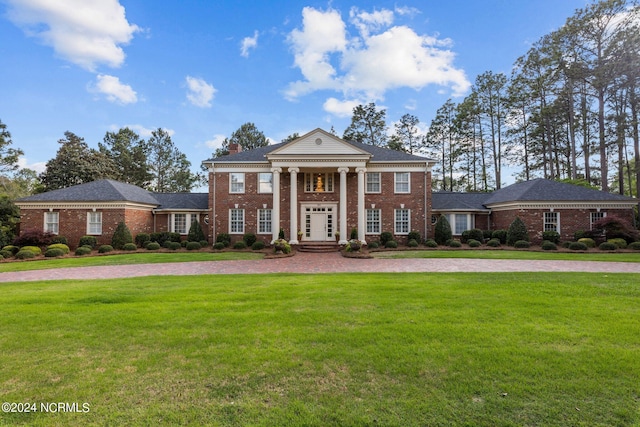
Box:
[542,231,560,244]
[486,239,501,247]
[146,242,161,250]
[541,241,557,251]
[628,241,640,250]
[213,242,225,250]
[407,231,421,243]
[50,236,68,245]
[278,228,285,240]
[188,220,206,243]
[123,243,137,251]
[273,239,291,254]
[45,248,65,258]
[2,245,19,255]
[251,241,266,250]
[482,230,493,240]
[578,238,596,248]
[79,236,98,249]
[507,217,529,246]
[16,249,36,259]
[243,233,257,247]
[491,229,507,244]
[150,232,181,246]
[22,246,42,255]
[607,238,628,249]
[407,239,419,247]
[186,241,202,251]
[449,240,462,248]
[135,233,150,248]
[367,241,379,249]
[350,228,358,240]
[98,245,113,253]
[599,241,618,251]
[514,240,530,249]
[216,233,231,247]
[199,240,209,248]
[592,215,639,243]
[380,232,393,246]
[162,240,173,249]
[0,249,13,259]
[75,246,92,256]
[467,239,481,248]
[233,241,247,250]
[434,216,453,245]
[13,229,55,247]
[385,240,398,249]
[181,240,188,248]
[168,241,182,250]
[463,229,484,243]
[47,243,70,254]
[569,242,588,251]
[425,239,438,248]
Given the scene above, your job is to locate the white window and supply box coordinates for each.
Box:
[173,213,187,234]
[258,209,272,234]
[444,213,474,235]
[44,211,59,234]
[366,209,381,234]
[230,209,244,234]
[230,173,245,193]
[395,172,410,193]
[87,212,102,235]
[258,173,273,194]
[544,212,559,232]
[590,212,606,229]
[304,173,334,192]
[395,209,410,234]
[366,173,381,193]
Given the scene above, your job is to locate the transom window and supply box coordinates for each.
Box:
[366,209,381,234]
[395,209,410,234]
[44,211,59,234]
[258,209,272,234]
[304,173,334,192]
[230,173,245,193]
[366,173,381,193]
[258,173,273,193]
[395,172,410,193]
[544,212,559,232]
[230,209,244,234]
[590,212,606,229]
[87,211,102,235]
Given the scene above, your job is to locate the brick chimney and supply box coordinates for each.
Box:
[228,143,242,155]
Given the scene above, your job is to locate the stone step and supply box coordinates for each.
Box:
[297,243,341,253]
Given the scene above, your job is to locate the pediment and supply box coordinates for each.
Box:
[267,129,371,158]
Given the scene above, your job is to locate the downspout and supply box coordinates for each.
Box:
[211,165,216,243]
[424,163,429,240]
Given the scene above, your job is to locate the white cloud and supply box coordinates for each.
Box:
[5,0,140,71]
[18,157,46,174]
[240,30,259,57]
[110,124,174,138]
[92,74,137,104]
[322,98,361,117]
[204,134,227,150]
[185,76,216,108]
[286,6,471,113]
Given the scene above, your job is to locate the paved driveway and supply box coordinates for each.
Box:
[1,252,639,283]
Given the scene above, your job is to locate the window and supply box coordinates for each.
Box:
[230,209,244,234]
[87,212,102,235]
[44,212,59,234]
[173,213,187,234]
[230,173,245,193]
[366,173,381,193]
[304,173,334,192]
[258,209,272,234]
[395,172,410,193]
[258,173,273,193]
[544,212,559,232]
[395,209,410,234]
[366,209,381,234]
[590,212,606,229]
[444,213,474,235]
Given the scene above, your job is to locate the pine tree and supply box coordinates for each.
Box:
[111,222,133,249]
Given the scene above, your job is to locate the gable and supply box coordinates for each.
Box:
[268,129,371,157]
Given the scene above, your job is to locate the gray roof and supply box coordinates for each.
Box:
[16,179,159,205]
[484,178,636,205]
[153,193,208,210]
[432,192,491,211]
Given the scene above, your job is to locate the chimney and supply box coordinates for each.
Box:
[228,143,242,155]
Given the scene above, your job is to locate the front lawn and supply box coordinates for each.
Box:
[373,248,640,262]
[0,272,638,426]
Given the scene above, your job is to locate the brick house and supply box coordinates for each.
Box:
[14,128,639,247]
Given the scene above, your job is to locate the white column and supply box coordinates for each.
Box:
[338,167,349,244]
[271,167,282,243]
[356,167,367,244]
[288,167,300,245]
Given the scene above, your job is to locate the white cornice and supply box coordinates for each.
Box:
[15,201,156,210]
[487,201,638,211]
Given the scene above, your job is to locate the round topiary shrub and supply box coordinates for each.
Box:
[541,241,557,251]
[243,233,257,247]
[607,238,627,249]
[163,240,173,249]
[98,245,114,253]
[578,238,596,248]
[216,233,231,247]
[407,231,421,243]
[467,239,481,248]
[186,241,202,251]
[199,240,209,248]
[449,240,462,248]
[542,231,561,244]
[425,239,438,248]
[380,231,393,246]
[2,245,19,255]
[168,241,182,250]
[408,239,419,247]
[385,240,398,249]
[514,240,530,249]
[50,236,68,245]
[0,249,13,259]
[146,242,161,251]
[628,241,640,250]
[135,233,150,248]
[75,246,92,256]
[123,243,137,251]
[367,241,379,249]
[251,241,265,250]
[22,246,42,255]
[16,249,36,259]
[79,236,97,249]
[213,242,225,250]
[486,239,501,247]
[569,241,588,251]
[466,229,485,243]
[233,241,247,250]
[44,248,65,258]
[599,241,618,251]
[47,243,70,254]
[491,230,507,244]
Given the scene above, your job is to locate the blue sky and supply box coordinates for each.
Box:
[1,0,587,190]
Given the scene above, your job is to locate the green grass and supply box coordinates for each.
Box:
[373,248,640,262]
[0,272,638,426]
[0,251,264,272]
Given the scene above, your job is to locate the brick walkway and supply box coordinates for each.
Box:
[1,251,639,283]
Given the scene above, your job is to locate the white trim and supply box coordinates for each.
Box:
[229,172,245,194]
[488,201,637,211]
[257,208,272,234]
[365,172,381,194]
[229,208,245,234]
[394,172,410,194]
[366,208,381,234]
[394,208,410,235]
[543,211,560,233]
[590,211,607,229]
[86,211,102,235]
[257,172,273,194]
[16,202,156,210]
[44,211,59,235]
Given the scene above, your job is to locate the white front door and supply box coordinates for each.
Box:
[303,205,335,241]
[310,213,326,240]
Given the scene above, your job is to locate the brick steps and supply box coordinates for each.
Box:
[297,243,341,253]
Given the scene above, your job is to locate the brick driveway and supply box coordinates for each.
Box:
[1,251,640,283]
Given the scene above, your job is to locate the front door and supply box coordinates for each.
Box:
[304,205,335,241]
